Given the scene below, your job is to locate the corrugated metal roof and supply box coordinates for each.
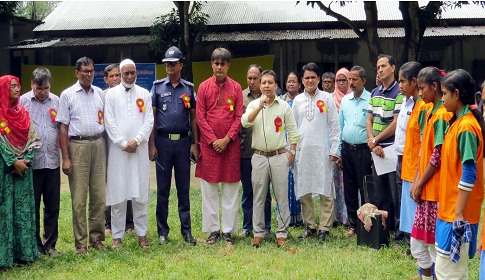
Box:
[11,26,485,49]
[33,1,485,31]
[203,26,485,42]
[34,1,175,31]
[9,35,151,49]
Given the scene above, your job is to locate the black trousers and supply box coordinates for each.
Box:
[33,168,60,252]
[342,142,372,231]
[105,201,134,230]
[371,162,401,234]
[155,135,192,237]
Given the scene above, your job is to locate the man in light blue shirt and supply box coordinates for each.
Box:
[338,65,372,237]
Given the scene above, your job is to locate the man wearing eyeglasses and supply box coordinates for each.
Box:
[321,72,335,94]
[19,67,61,256]
[56,57,107,254]
[149,46,198,245]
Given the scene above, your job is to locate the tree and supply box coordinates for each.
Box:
[150,1,209,81]
[306,1,483,66]
[15,1,59,21]
[0,1,19,23]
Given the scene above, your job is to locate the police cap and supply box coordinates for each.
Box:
[162,46,184,62]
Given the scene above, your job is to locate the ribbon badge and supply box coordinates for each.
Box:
[48,108,57,122]
[98,110,104,125]
[316,100,327,113]
[274,116,283,132]
[136,98,146,112]
[0,118,10,135]
[227,97,234,111]
[181,94,191,108]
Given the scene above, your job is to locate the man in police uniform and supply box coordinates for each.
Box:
[149,46,199,245]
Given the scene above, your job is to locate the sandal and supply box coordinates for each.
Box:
[223,232,234,244]
[344,228,356,238]
[206,231,220,245]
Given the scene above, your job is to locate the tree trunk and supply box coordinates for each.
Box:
[363,1,383,66]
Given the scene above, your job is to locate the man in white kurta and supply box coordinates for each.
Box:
[292,63,341,243]
[104,59,154,249]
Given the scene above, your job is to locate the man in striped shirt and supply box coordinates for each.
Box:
[366,54,404,241]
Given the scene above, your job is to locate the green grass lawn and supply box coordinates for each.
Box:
[1,187,480,280]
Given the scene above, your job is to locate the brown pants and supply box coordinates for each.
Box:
[300,193,334,231]
[68,138,106,248]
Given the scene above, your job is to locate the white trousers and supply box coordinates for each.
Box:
[410,237,436,269]
[200,179,239,233]
[111,198,148,239]
[435,242,470,280]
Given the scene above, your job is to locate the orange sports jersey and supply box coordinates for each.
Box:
[439,111,483,224]
[418,102,453,201]
[401,98,431,182]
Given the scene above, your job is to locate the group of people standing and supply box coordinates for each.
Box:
[1,45,485,280]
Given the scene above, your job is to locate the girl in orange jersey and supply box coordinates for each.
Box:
[397,63,431,273]
[436,69,485,279]
[410,67,452,280]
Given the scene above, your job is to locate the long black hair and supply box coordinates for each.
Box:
[442,69,485,156]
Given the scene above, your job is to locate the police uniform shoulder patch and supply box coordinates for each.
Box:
[181,79,194,87]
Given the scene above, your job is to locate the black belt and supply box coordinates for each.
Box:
[158,131,189,140]
[70,134,102,141]
[342,141,369,151]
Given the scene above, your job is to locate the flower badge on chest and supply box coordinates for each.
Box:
[316,100,327,113]
[181,94,191,108]
[274,116,283,132]
[226,97,234,111]
[136,98,146,112]
[0,118,10,135]
[48,108,57,122]
[98,110,104,125]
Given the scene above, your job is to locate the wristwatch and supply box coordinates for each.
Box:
[290,150,296,156]
[372,138,376,145]
[135,138,141,146]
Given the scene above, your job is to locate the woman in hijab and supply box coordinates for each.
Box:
[0,75,40,270]
[332,68,352,227]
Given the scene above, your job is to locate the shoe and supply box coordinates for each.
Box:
[138,236,151,249]
[252,236,262,247]
[206,231,220,245]
[159,235,168,244]
[318,230,329,243]
[183,233,196,246]
[263,230,272,239]
[88,241,106,251]
[104,227,112,236]
[344,228,356,238]
[238,230,251,238]
[125,227,136,234]
[76,246,87,255]
[223,232,234,244]
[112,238,122,249]
[46,248,59,256]
[298,227,316,239]
[276,237,287,247]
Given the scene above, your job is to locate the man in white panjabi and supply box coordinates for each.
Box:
[104,59,154,249]
[292,62,341,243]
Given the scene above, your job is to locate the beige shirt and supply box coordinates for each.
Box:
[241,97,300,151]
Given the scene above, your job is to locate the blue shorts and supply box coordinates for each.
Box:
[435,218,478,259]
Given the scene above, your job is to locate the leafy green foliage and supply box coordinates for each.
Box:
[149,2,209,56]
[0,1,19,22]
[15,1,60,21]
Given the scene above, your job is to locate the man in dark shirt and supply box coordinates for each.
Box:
[149,47,199,245]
